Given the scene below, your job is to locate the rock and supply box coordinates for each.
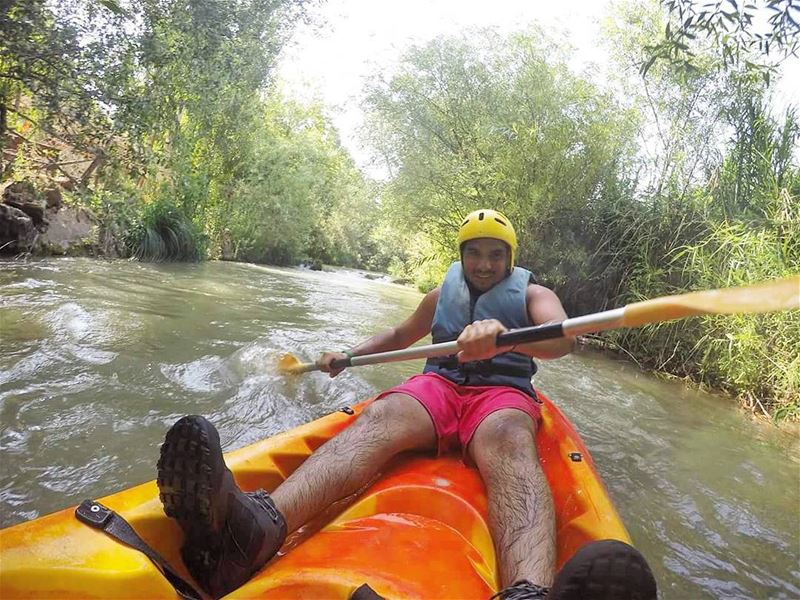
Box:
[0,204,36,253]
[2,181,47,226]
[2,180,36,200]
[36,205,97,256]
[54,177,76,191]
[45,187,63,209]
[299,258,324,271]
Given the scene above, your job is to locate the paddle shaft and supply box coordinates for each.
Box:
[284,275,798,374]
[290,307,626,374]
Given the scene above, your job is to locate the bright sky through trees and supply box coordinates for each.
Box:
[277,0,799,176]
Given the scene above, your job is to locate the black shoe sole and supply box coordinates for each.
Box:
[549,539,657,600]
[157,415,232,530]
[157,415,236,588]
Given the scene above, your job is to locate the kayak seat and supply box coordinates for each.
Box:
[228,454,498,599]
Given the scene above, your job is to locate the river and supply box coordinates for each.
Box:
[0,258,797,599]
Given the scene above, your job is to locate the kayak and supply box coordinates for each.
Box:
[0,392,630,599]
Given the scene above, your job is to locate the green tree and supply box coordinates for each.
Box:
[363,28,639,306]
[644,0,800,81]
[1,0,133,181]
[218,93,377,266]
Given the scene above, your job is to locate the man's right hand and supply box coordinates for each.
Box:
[316,351,349,378]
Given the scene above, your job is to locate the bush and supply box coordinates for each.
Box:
[125,199,206,262]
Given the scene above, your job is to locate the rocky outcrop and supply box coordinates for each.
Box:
[1,181,44,253]
[0,179,107,257]
[37,205,97,255]
[0,204,36,253]
[3,181,47,226]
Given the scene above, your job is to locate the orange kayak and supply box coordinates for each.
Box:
[0,392,630,599]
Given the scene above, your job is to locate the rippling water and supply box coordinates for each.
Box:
[0,258,797,599]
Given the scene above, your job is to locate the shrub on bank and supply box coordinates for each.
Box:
[124,199,206,262]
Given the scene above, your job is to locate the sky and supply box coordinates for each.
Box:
[276,0,800,176]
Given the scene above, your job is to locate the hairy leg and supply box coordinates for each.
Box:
[271,393,436,532]
[469,409,555,588]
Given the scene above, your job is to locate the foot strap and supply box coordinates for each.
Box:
[75,499,203,600]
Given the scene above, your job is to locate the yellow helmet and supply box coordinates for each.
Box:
[457,208,518,267]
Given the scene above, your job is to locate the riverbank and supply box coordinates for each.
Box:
[0,181,123,259]
[0,180,411,285]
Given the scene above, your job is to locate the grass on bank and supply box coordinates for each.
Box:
[124,200,206,262]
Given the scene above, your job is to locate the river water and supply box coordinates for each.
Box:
[0,258,797,599]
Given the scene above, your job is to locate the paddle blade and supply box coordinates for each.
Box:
[277,352,304,374]
[622,275,800,328]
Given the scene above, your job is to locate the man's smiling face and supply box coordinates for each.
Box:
[461,238,510,291]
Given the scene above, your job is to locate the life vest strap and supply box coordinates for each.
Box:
[426,355,535,378]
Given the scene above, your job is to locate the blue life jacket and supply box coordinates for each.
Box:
[423,262,538,397]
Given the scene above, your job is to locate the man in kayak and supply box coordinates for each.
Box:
[158,209,656,599]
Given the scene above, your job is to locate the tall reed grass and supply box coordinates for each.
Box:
[125,200,206,262]
[605,107,799,420]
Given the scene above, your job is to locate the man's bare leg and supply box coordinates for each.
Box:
[271,393,436,532]
[469,409,555,588]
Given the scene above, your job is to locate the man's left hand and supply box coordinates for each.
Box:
[456,319,511,362]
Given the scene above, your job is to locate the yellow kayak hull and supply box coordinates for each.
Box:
[0,393,630,599]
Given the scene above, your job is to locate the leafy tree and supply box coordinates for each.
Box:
[363,28,639,308]
[1,0,133,181]
[604,2,766,200]
[218,93,376,266]
[644,0,800,81]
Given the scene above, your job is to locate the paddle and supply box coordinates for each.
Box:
[277,275,800,375]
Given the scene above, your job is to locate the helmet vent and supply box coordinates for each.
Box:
[478,211,485,220]
[494,217,506,226]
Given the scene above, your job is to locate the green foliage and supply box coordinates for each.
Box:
[644,0,800,81]
[606,98,800,419]
[364,28,640,299]
[385,232,453,292]
[1,0,386,271]
[1,0,385,267]
[0,0,127,153]
[211,94,378,266]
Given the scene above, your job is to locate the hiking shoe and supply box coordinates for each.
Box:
[490,540,656,600]
[157,415,287,599]
[548,539,657,600]
[490,580,549,599]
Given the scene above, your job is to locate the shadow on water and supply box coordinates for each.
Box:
[0,258,797,599]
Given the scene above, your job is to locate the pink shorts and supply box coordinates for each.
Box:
[375,372,542,455]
